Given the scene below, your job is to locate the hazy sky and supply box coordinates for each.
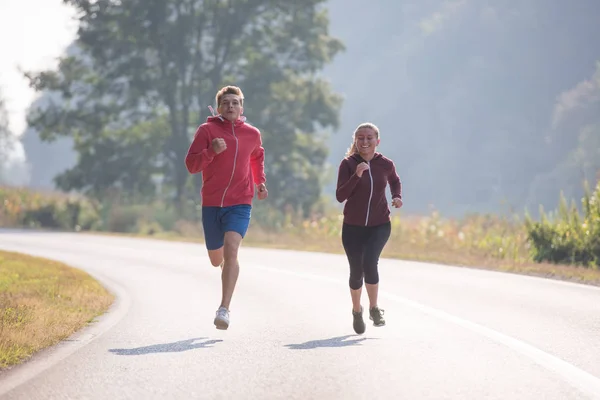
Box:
[0,0,77,137]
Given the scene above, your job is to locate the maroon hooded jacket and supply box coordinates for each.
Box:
[336,152,402,227]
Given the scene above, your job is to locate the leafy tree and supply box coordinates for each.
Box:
[25,0,343,215]
[54,116,169,203]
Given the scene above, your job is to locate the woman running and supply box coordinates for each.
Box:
[335,122,403,334]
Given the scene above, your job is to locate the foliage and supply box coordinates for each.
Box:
[54,116,169,203]
[0,186,530,266]
[526,181,600,268]
[4,184,600,283]
[24,0,344,215]
[0,186,101,231]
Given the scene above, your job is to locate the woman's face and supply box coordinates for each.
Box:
[355,127,379,156]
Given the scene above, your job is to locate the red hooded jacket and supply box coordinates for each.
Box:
[185,115,266,207]
[336,152,402,227]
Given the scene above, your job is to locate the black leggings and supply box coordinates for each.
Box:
[341,221,391,290]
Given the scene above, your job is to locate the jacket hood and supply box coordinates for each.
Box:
[206,105,247,127]
[349,152,383,163]
[205,114,247,127]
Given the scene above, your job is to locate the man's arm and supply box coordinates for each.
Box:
[336,159,360,203]
[185,125,218,174]
[250,136,266,185]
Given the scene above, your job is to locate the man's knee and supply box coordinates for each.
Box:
[223,231,242,261]
[207,248,223,266]
[224,231,242,247]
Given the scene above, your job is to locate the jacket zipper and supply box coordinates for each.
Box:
[220,121,239,206]
[365,160,373,226]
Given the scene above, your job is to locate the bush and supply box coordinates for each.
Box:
[0,186,101,231]
[525,181,600,268]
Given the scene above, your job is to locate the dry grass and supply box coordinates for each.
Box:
[0,250,114,370]
[90,213,600,287]
[3,185,599,286]
[245,224,600,287]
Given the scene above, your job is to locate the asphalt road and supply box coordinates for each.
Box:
[0,230,600,399]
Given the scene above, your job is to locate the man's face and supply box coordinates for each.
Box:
[218,94,243,122]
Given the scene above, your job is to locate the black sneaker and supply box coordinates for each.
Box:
[369,306,385,326]
[352,307,366,334]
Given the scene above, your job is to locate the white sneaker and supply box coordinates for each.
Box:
[214,306,229,330]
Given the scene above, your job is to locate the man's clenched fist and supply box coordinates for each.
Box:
[212,138,227,154]
[257,183,268,200]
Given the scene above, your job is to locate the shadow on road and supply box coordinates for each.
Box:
[284,335,375,350]
[108,337,222,355]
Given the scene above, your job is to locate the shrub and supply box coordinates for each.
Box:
[0,186,100,231]
[525,181,600,268]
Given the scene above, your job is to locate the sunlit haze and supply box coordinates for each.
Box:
[0,0,77,137]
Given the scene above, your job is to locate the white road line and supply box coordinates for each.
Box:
[252,264,600,400]
[1,237,599,399]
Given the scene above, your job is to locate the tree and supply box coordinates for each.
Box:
[25,0,344,215]
[525,61,600,214]
[54,116,169,203]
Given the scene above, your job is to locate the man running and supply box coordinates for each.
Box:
[185,85,268,330]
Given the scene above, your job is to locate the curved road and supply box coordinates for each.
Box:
[1,230,600,399]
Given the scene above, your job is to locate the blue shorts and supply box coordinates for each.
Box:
[201,205,252,250]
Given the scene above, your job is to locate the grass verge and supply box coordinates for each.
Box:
[3,185,599,287]
[0,250,114,370]
[89,220,600,288]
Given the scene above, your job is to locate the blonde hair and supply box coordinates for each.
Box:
[346,122,380,157]
[215,85,244,107]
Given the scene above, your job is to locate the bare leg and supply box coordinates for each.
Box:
[365,283,378,309]
[350,287,362,313]
[207,248,224,267]
[220,231,242,310]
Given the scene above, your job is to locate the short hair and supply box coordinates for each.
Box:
[215,85,244,107]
